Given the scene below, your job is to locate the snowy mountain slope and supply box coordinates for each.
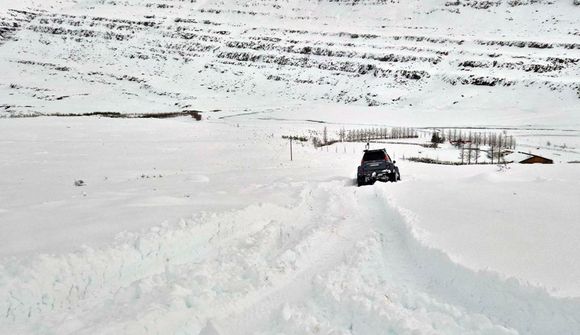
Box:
[0,0,578,124]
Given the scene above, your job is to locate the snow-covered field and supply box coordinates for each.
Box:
[1,0,580,334]
[1,116,579,334]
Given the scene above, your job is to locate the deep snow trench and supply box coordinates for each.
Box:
[1,179,579,335]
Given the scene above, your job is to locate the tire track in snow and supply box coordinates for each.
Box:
[210,181,380,334]
[214,182,517,335]
[216,181,580,335]
[1,179,579,334]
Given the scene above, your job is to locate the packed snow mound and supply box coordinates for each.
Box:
[0,0,578,117]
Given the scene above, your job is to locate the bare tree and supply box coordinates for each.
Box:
[466,142,473,164]
[459,144,466,164]
[338,128,345,142]
[474,145,481,164]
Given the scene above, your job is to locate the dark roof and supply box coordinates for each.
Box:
[520,155,553,164]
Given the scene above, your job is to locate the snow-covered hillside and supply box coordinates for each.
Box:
[1,0,579,126]
[1,1,580,334]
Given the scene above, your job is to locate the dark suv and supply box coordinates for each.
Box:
[357,149,400,186]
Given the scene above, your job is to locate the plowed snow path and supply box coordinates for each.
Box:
[1,180,579,334]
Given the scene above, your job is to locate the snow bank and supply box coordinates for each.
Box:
[386,163,580,298]
[2,180,579,334]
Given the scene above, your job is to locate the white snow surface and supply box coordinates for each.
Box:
[1,0,580,334]
[0,117,579,335]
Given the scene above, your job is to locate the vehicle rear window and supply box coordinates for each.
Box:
[363,151,387,161]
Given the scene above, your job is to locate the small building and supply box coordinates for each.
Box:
[520,155,553,164]
[505,151,554,164]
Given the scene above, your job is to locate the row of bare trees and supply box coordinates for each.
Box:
[431,129,517,164]
[340,127,418,143]
[311,127,419,147]
[458,143,483,165]
[442,129,516,150]
[434,142,509,165]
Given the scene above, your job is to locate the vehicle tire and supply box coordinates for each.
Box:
[389,173,398,182]
[357,178,364,187]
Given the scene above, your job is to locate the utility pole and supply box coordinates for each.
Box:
[290,137,293,161]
